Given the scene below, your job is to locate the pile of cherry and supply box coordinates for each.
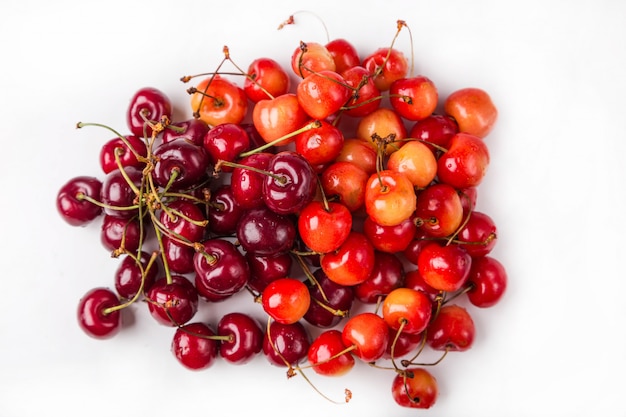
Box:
[56,20,507,410]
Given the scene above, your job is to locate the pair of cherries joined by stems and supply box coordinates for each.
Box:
[57,15,507,410]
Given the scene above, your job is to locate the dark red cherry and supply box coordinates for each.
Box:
[77,287,122,339]
[114,251,159,299]
[263,151,317,215]
[99,135,147,175]
[246,251,293,293]
[409,114,459,152]
[230,152,273,210]
[217,312,264,365]
[56,176,103,227]
[162,118,210,146]
[171,322,219,370]
[100,215,141,253]
[162,237,195,274]
[100,166,143,219]
[159,198,207,243]
[146,275,198,326]
[354,251,405,304]
[304,268,354,328]
[456,211,498,257]
[262,320,310,367]
[236,207,296,256]
[126,87,173,138]
[152,138,210,191]
[193,238,250,300]
[203,123,250,170]
[207,185,245,236]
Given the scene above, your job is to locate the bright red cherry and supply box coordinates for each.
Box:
[203,123,250,169]
[325,38,360,74]
[363,214,417,254]
[444,87,498,138]
[294,120,344,168]
[391,368,438,409]
[414,183,464,238]
[389,76,438,121]
[437,132,490,189]
[308,329,355,377]
[244,57,291,102]
[171,322,219,370]
[341,312,389,362]
[362,47,408,91]
[426,304,475,351]
[77,287,122,339]
[297,201,352,254]
[320,231,375,286]
[340,65,382,118]
[296,70,351,120]
[466,256,507,308]
[409,113,459,152]
[456,211,498,257]
[261,278,311,325]
[417,242,472,292]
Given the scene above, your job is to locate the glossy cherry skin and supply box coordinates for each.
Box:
[193,238,250,300]
[146,275,198,326]
[354,251,405,304]
[383,327,423,359]
[296,70,351,120]
[320,231,375,286]
[77,287,122,339]
[417,242,472,292]
[160,198,206,243]
[171,322,219,370]
[126,87,172,138]
[389,76,438,121]
[190,75,248,126]
[391,368,438,409]
[325,38,360,74]
[291,41,336,78]
[304,268,354,328]
[261,278,311,325]
[244,57,291,103]
[162,118,210,146]
[263,151,317,215]
[466,256,507,308]
[365,170,417,227]
[246,251,293,293]
[206,185,245,236]
[99,135,147,174]
[414,183,464,238]
[114,251,159,300]
[294,120,344,168]
[335,138,378,175]
[444,87,498,138]
[363,216,416,254]
[340,65,382,118]
[217,312,264,365]
[230,152,273,210]
[297,201,352,254]
[409,114,459,152]
[386,140,438,188]
[382,287,432,335]
[320,161,369,212]
[426,304,475,351]
[263,320,311,367]
[203,123,250,169]
[252,93,309,145]
[341,312,389,362]
[362,47,408,91]
[437,133,490,189]
[152,138,210,191]
[403,268,440,302]
[57,176,103,226]
[236,207,296,256]
[162,237,195,274]
[100,215,141,253]
[356,107,407,155]
[456,211,498,257]
[308,329,355,377]
[100,166,143,219]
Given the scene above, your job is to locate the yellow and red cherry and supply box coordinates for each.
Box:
[389,76,438,121]
[426,304,475,351]
[341,65,382,118]
[437,132,490,189]
[298,200,352,254]
[382,287,432,335]
[362,47,408,91]
[414,183,463,238]
[320,231,375,286]
[320,161,369,212]
[341,312,389,362]
[294,120,344,168]
[387,140,438,188]
[244,57,290,103]
[290,41,336,78]
[296,70,351,120]
[466,256,507,308]
[356,107,407,155]
[190,75,248,126]
[325,38,360,74]
[417,242,472,292]
[252,93,309,145]
[308,329,355,377]
[261,278,311,325]
[336,138,378,175]
[365,170,417,227]
[444,87,498,138]
[391,368,438,409]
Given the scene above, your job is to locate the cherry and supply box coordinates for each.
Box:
[244,57,291,103]
[303,268,354,328]
[146,275,198,326]
[354,251,405,304]
[417,242,472,292]
[403,268,440,302]
[389,76,438,121]
[236,207,296,256]
[162,118,210,146]
[364,170,417,227]
[341,312,389,362]
[320,231,375,286]
[263,320,310,367]
[114,251,158,300]
[261,278,311,325]
[456,211,497,257]
[414,183,464,238]
[171,322,219,370]
[190,75,248,126]
[362,47,408,91]
[263,151,317,215]
[77,287,122,339]
[126,87,172,138]
[409,113,459,152]
[335,137,378,175]
[296,70,351,120]
[206,185,245,236]
[246,251,293,293]
[386,140,438,188]
[307,329,355,377]
[384,327,423,359]
[363,215,416,254]
[355,107,407,155]
[217,312,264,365]
[162,237,195,274]
[437,132,490,189]
[325,38,360,74]
[230,152,273,210]
[403,230,432,265]
[159,198,206,243]
[56,176,103,227]
[99,135,147,175]
[291,41,336,78]
[100,215,141,254]
[382,287,432,335]
[294,120,344,168]
[320,161,369,212]
[466,255,507,308]
[100,166,143,219]
[252,93,309,145]
[426,304,475,351]
[444,87,498,138]
[151,138,210,191]
[203,123,250,169]
[391,368,438,409]
[193,238,250,300]
[297,200,352,254]
[340,65,382,118]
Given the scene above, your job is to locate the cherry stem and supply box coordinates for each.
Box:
[75,192,140,213]
[401,346,450,368]
[215,159,288,185]
[389,319,408,371]
[277,11,330,44]
[76,121,148,164]
[238,120,323,157]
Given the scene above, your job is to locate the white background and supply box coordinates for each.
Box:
[1,0,625,416]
